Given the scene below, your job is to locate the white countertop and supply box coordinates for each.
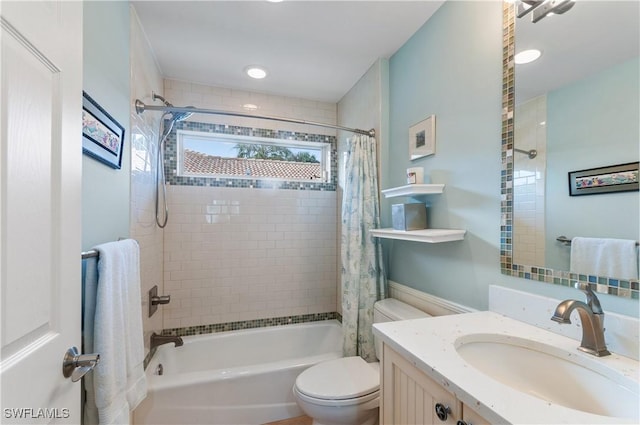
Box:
[373,311,640,424]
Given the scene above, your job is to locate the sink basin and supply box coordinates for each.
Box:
[455,334,639,420]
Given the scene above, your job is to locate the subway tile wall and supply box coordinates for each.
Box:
[163,185,338,329]
[163,78,337,137]
[130,6,165,354]
[513,95,546,266]
[159,78,340,329]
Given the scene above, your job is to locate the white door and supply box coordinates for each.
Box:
[1,1,83,423]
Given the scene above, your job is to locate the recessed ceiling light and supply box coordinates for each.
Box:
[515,49,542,65]
[243,104,259,111]
[266,0,284,2]
[245,66,268,79]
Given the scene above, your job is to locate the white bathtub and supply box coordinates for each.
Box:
[133,320,343,425]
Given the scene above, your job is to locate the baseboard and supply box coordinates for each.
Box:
[388,281,476,316]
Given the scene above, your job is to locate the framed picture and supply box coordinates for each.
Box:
[568,162,639,196]
[82,91,125,169]
[409,115,436,160]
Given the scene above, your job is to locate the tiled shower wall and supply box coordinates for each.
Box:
[129,6,165,353]
[162,186,337,329]
[513,95,546,266]
[161,79,340,329]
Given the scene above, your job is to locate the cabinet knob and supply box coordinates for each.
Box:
[456,421,471,425]
[435,403,451,421]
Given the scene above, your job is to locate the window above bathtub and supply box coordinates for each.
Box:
[164,121,337,191]
[177,130,330,182]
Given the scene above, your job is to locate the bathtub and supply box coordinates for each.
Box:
[133,320,343,425]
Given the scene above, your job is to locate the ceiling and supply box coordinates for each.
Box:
[131,0,444,103]
[515,0,639,102]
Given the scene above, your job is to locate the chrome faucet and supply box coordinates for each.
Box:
[150,332,184,350]
[551,282,610,357]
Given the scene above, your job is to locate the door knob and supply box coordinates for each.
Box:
[62,346,100,382]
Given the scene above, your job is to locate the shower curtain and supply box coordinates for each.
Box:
[341,134,386,362]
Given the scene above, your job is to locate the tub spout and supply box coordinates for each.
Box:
[150,332,183,350]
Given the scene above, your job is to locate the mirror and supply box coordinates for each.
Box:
[501,1,639,299]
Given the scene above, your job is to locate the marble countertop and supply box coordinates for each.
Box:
[373,311,639,424]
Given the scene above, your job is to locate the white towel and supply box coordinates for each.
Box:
[570,237,639,280]
[93,239,147,425]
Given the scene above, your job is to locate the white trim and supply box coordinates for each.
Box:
[388,281,476,316]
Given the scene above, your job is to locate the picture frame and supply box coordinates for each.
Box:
[409,115,436,160]
[82,91,125,169]
[568,162,639,196]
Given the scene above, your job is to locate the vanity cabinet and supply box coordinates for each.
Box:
[381,344,490,425]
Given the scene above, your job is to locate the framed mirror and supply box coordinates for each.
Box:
[500,1,639,300]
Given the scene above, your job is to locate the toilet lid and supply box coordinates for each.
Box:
[295,356,380,401]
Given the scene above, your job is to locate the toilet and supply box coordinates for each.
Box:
[293,299,430,425]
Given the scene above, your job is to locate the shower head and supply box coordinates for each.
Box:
[152,93,194,122]
[171,109,194,122]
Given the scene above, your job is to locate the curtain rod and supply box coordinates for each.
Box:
[134,99,375,137]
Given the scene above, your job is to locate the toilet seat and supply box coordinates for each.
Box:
[293,385,379,408]
[295,356,380,402]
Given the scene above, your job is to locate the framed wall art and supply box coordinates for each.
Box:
[568,162,639,196]
[409,115,436,160]
[82,91,125,169]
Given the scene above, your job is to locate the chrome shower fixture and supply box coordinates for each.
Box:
[514,148,538,159]
[152,92,194,122]
[516,0,576,23]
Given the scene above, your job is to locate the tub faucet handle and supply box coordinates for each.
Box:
[151,294,171,305]
[149,285,171,317]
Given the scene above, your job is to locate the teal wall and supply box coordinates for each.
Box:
[386,1,502,309]
[386,1,638,316]
[545,57,640,270]
[82,1,131,250]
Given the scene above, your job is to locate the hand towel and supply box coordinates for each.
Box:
[570,237,638,280]
[93,239,147,425]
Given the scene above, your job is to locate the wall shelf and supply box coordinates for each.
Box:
[381,184,444,198]
[370,228,466,243]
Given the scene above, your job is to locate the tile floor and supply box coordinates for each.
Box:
[263,415,312,425]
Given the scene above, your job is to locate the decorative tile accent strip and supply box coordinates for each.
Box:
[164,120,337,191]
[499,3,637,300]
[161,312,341,337]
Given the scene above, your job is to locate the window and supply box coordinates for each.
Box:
[177,130,331,182]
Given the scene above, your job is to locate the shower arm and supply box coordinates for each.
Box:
[135,99,376,137]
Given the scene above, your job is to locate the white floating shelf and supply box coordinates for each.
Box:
[381,184,445,198]
[370,228,466,243]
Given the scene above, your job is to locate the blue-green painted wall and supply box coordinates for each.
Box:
[82,1,131,250]
[545,57,639,270]
[386,1,638,316]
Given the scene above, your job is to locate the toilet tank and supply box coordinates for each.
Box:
[373,298,431,360]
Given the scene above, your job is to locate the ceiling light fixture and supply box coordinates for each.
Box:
[515,49,542,64]
[243,104,259,111]
[245,66,268,79]
[516,0,576,23]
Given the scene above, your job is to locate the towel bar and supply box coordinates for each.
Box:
[81,238,137,259]
[556,235,639,246]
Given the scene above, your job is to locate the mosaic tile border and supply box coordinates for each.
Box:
[144,312,341,369]
[499,2,638,300]
[161,311,341,338]
[164,121,338,191]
